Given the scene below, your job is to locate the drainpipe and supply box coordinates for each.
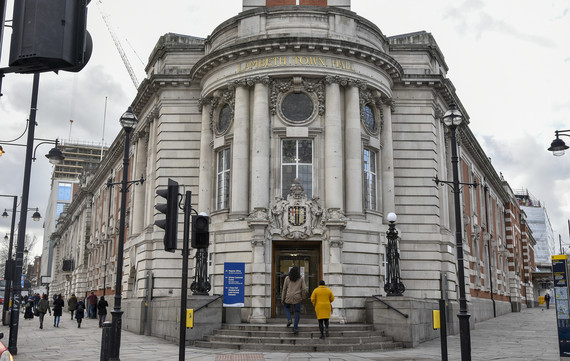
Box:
[483,183,496,317]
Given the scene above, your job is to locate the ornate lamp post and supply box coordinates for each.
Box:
[107,107,138,361]
[436,102,478,361]
[384,212,405,296]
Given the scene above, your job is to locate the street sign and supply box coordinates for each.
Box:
[552,254,570,357]
[223,262,244,307]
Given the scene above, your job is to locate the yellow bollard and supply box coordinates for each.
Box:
[186,309,194,329]
[433,309,440,329]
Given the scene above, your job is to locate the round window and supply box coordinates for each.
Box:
[363,104,376,133]
[217,104,232,133]
[281,92,314,122]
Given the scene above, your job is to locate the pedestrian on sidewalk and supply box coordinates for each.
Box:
[37,294,51,329]
[53,294,64,327]
[311,280,334,340]
[68,293,77,320]
[24,296,35,320]
[545,292,551,309]
[97,296,108,327]
[75,298,86,328]
[87,291,98,319]
[281,266,306,335]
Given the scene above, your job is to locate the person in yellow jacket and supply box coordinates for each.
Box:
[311,280,334,339]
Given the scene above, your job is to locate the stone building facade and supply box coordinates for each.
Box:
[47,0,535,344]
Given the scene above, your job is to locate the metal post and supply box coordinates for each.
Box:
[449,124,471,361]
[1,195,16,326]
[180,191,191,361]
[108,126,132,361]
[8,72,40,355]
[439,298,448,361]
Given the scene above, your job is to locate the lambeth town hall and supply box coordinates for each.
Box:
[45,0,534,347]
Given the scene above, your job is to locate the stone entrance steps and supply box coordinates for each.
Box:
[194,323,404,352]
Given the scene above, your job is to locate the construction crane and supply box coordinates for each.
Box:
[96,0,140,89]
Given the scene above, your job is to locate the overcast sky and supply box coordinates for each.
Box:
[1,0,569,256]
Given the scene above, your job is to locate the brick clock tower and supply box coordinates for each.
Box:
[243,0,350,11]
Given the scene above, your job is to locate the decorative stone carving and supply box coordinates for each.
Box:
[270,77,325,116]
[269,178,325,239]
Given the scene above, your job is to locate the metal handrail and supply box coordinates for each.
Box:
[372,295,409,318]
[194,294,223,313]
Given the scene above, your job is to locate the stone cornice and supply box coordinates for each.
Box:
[132,74,192,115]
[190,37,403,82]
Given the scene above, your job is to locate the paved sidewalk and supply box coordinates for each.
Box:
[0,306,558,361]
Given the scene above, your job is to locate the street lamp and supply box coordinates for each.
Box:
[106,106,138,361]
[547,129,570,156]
[384,212,405,296]
[436,102,478,361]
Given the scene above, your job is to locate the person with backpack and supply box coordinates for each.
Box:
[37,294,51,329]
[75,298,86,328]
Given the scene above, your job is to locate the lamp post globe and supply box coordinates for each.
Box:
[119,107,138,130]
[31,209,41,222]
[45,146,65,165]
[548,133,569,156]
[387,212,397,223]
[442,103,463,128]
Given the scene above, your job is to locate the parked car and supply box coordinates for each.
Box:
[0,333,12,360]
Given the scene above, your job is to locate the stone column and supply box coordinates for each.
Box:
[324,79,343,210]
[132,132,147,235]
[248,213,268,324]
[198,101,213,215]
[250,79,270,212]
[345,84,362,215]
[381,101,395,215]
[231,85,250,217]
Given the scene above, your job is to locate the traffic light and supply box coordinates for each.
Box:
[9,0,93,73]
[191,214,209,249]
[155,178,179,252]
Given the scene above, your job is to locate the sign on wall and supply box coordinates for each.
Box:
[552,254,570,357]
[223,262,245,307]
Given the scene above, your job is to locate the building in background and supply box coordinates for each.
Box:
[40,141,108,293]
[48,0,541,347]
[514,189,555,300]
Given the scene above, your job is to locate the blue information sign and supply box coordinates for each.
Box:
[552,255,570,357]
[223,262,245,307]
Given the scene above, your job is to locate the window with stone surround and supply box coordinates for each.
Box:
[363,148,377,210]
[217,103,232,134]
[281,139,313,198]
[216,147,231,210]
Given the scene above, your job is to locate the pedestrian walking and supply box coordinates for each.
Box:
[281,266,306,335]
[97,296,109,327]
[68,293,77,320]
[53,294,64,327]
[87,291,98,319]
[545,292,551,310]
[33,293,40,312]
[24,297,35,320]
[311,280,334,340]
[37,294,51,329]
[75,298,86,328]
